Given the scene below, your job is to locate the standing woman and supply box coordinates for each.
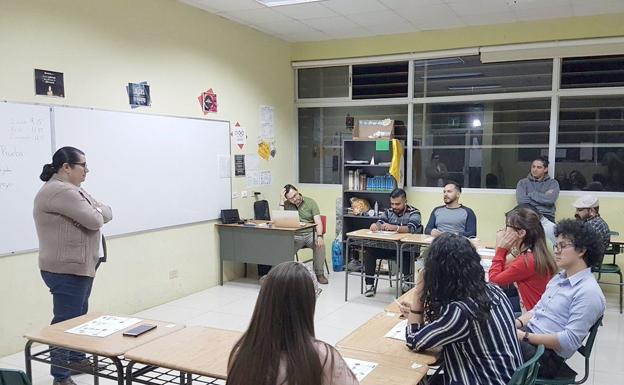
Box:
[34,146,112,385]
[227,262,358,385]
[489,207,557,311]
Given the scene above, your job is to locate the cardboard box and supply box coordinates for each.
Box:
[354,118,394,139]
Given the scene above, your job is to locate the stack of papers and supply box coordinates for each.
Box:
[384,319,407,341]
[344,358,378,381]
[65,316,141,337]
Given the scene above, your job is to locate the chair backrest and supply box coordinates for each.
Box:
[0,368,31,385]
[578,316,602,359]
[507,344,544,385]
[320,215,327,235]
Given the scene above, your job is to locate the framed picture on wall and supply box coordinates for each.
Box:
[34,69,64,97]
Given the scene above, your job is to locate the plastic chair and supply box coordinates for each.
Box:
[534,316,603,385]
[508,344,544,385]
[295,215,330,274]
[0,368,31,385]
[593,231,622,313]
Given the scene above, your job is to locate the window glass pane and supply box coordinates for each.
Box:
[414,56,552,97]
[557,97,624,192]
[299,105,408,184]
[352,61,408,99]
[412,99,551,188]
[298,66,349,98]
[561,55,624,89]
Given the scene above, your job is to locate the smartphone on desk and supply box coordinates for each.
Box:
[123,324,157,337]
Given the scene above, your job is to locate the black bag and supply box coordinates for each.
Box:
[254,200,270,220]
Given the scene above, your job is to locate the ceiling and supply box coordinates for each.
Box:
[179,0,624,42]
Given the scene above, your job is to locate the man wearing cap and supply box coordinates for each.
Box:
[573,195,611,253]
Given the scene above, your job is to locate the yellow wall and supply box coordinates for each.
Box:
[0,0,293,356]
[292,13,624,61]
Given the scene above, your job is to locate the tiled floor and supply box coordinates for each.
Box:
[2,271,622,385]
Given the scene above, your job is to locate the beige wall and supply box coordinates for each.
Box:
[0,0,293,355]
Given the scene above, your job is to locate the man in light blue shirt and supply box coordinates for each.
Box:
[514,219,605,379]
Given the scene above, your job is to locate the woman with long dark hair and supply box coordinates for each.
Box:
[489,207,557,311]
[227,262,358,385]
[400,233,522,385]
[34,146,112,385]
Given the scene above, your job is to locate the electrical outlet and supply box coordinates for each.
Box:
[169,270,178,279]
[241,190,248,198]
[232,192,240,199]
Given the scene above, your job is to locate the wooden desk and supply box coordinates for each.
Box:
[345,229,410,299]
[338,347,428,385]
[216,222,316,284]
[611,235,624,246]
[23,313,184,385]
[124,326,242,384]
[336,312,438,365]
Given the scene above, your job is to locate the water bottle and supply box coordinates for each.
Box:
[374,201,378,216]
[332,235,344,272]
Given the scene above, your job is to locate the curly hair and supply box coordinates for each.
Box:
[422,233,491,323]
[555,219,605,267]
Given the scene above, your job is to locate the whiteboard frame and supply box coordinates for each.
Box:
[1,100,233,257]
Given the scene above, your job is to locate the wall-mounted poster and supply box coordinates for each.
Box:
[198,88,218,115]
[126,82,151,108]
[34,69,64,97]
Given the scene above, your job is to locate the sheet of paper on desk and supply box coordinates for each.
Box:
[384,319,407,341]
[344,357,378,382]
[367,230,397,236]
[477,248,496,257]
[65,315,141,337]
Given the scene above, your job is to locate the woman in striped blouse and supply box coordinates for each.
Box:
[399,233,523,385]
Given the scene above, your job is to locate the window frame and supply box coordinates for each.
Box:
[293,41,624,196]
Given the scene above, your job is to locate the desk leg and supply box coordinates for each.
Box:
[395,241,400,298]
[24,340,33,382]
[345,237,352,302]
[93,355,100,385]
[112,357,124,385]
[125,361,135,385]
[219,257,224,286]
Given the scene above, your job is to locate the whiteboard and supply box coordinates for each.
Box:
[53,106,231,238]
[0,102,52,255]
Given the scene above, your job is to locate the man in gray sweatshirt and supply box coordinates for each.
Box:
[516,156,560,222]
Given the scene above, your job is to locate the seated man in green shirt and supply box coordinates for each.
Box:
[279,184,328,284]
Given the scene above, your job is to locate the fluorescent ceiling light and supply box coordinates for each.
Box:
[421,72,483,80]
[256,0,325,6]
[447,85,501,91]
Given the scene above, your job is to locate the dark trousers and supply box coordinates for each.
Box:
[519,327,577,379]
[41,271,94,381]
[363,248,414,285]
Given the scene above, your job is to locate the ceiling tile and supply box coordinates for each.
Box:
[181,0,264,13]
[378,0,445,12]
[365,22,421,35]
[409,13,466,30]
[302,15,361,30]
[323,26,372,39]
[512,0,574,21]
[347,10,410,27]
[220,8,291,25]
[571,0,611,17]
[275,30,332,42]
[322,0,389,15]
[447,0,513,16]
[397,3,459,21]
[460,12,517,26]
[254,19,319,35]
[273,3,339,19]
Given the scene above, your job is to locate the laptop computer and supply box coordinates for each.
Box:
[271,210,301,228]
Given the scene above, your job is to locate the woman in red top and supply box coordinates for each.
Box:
[489,207,557,311]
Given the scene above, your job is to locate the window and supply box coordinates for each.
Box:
[298,105,408,184]
[557,97,624,192]
[414,56,552,97]
[412,99,551,188]
[561,55,624,89]
[297,66,349,99]
[352,61,408,99]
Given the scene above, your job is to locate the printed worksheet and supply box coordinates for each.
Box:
[384,319,407,341]
[344,357,378,382]
[65,316,141,337]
